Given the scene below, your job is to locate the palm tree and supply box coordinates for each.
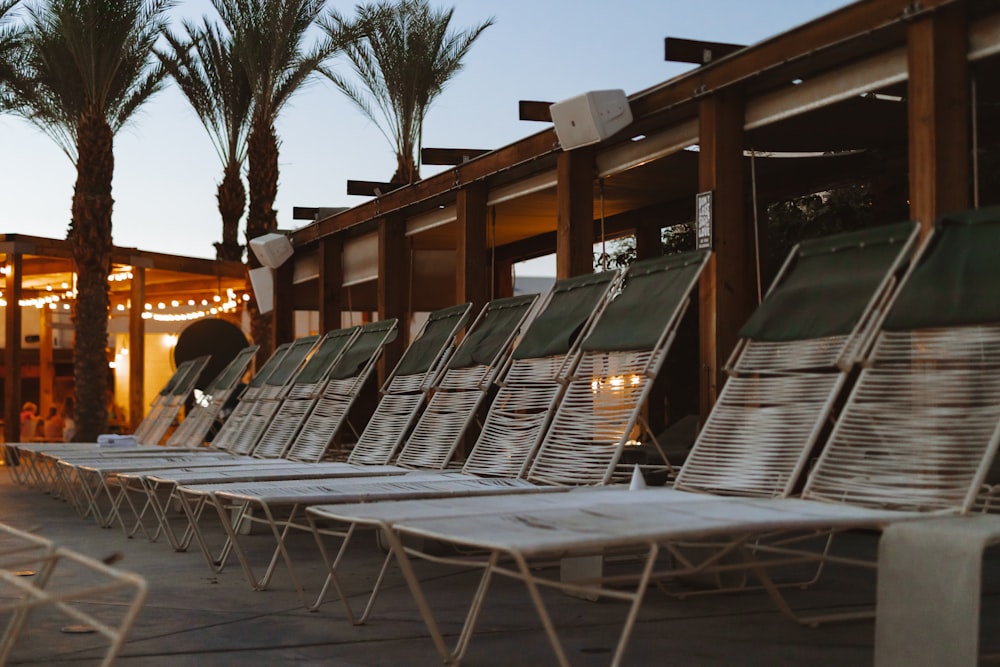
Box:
[5,0,171,440]
[212,0,338,360]
[157,18,253,263]
[322,0,493,184]
[0,0,22,109]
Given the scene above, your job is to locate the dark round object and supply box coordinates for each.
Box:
[174,319,249,390]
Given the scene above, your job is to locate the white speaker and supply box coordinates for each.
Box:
[249,232,293,269]
[249,266,274,314]
[549,89,633,150]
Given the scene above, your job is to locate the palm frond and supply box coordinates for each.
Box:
[320,0,493,183]
[212,0,337,125]
[156,16,252,168]
[4,0,173,161]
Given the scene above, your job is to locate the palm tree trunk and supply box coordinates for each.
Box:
[214,160,245,262]
[245,116,278,361]
[68,112,114,441]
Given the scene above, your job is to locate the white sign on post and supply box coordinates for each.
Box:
[696,191,713,250]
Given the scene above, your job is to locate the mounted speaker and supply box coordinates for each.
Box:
[249,232,293,269]
[249,266,274,314]
[549,89,633,150]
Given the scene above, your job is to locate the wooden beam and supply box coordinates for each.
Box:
[907,3,970,236]
[318,236,343,332]
[347,180,403,197]
[377,216,409,383]
[664,37,744,65]
[293,207,319,220]
[556,148,596,278]
[4,253,22,444]
[455,183,490,314]
[422,147,490,165]
[632,0,959,119]
[519,100,553,122]
[128,266,145,432]
[698,89,755,421]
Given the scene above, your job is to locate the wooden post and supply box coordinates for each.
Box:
[493,257,514,299]
[128,266,145,432]
[4,254,22,443]
[698,89,756,421]
[272,261,295,345]
[377,215,409,383]
[556,148,595,278]
[39,306,54,419]
[907,4,969,237]
[456,183,490,314]
[634,223,662,262]
[318,235,344,333]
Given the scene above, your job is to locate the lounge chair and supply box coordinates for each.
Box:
[164,344,260,447]
[131,355,212,446]
[303,222,917,629]
[354,212,1000,666]
[116,316,416,548]
[190,251,705,603]
[209,334,324,455]
[44,336,322,527]
[0,522,147,667]
[5,355,210,490]
[172,293,540,591]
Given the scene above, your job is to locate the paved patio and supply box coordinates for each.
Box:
[0,471,995,666]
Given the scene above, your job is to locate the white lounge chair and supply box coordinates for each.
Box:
[354,213,1000,665]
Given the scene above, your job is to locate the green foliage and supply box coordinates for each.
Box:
[321,0,493,184]
[157,17,252,170]
[765,182,875,278]
[4,0,172,161]
[212,0,335,128]
[0,0,23,111]
[594,223,695,270]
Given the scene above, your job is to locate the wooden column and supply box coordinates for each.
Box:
[908,4,969,237]
[456,183,490,313]
[272,261,295,344]
[377,215,409,382]
[39,306,54,418]
[634,223,662,262]
[493,258,514,299]
[556,148,595,278]
[698,89,756,421]
[318,235,344,333]
[4,254,22,443]
[128,266,145,432]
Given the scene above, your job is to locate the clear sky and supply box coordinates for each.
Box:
[0,0,853,266]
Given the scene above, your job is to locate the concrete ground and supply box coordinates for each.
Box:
[0,470,995,666]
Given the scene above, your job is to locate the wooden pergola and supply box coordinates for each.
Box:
[0,234,246,442]
[279,0,1000,427]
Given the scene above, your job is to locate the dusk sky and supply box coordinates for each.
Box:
[0,0,853,272]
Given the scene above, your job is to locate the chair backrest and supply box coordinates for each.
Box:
[675,221,919,498]
[527,250,711,485]
[248,327,361,459]
[133,356,211,445]
[803,208,1000,513]
[390,294,539,470]
[165,344,260,447]
[461,271,620,477]
[209,341,295,451]
[347,304,473,465]
[280,319,399,462]
[225,335,321,455]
